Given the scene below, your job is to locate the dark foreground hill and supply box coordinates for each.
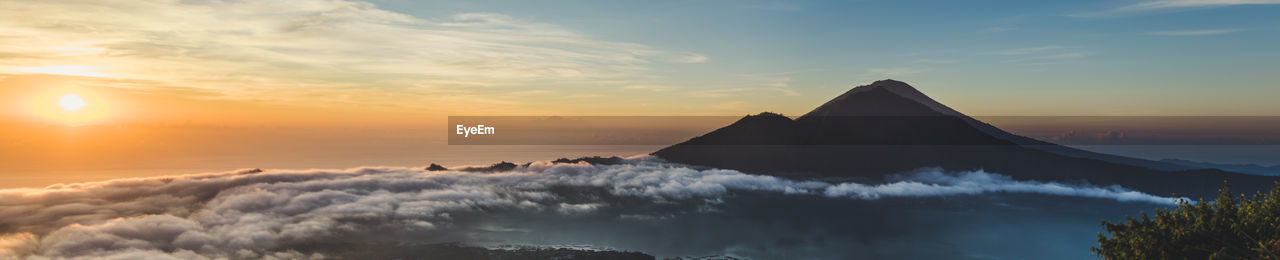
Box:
[653,80,1275,198]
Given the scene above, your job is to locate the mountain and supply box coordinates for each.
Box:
[817,80,1198,171]
[653,79,1275,198]
[1160,159,1280,176]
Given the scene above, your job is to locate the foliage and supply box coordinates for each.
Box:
[1095,182,1280,259]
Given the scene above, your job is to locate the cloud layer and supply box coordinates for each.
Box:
[0,157,1181,259]
[828,170,1182,204]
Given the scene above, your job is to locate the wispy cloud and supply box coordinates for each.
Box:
[1147,28,1249,36]
[983,46,1071,56]
[1076,0,1280,17]
[11,66,115,78]
[622,85,681,91]
[913,59,958,64]
[982,46,1089,64]
[865,67,930,77]
[673,53,710,63]
[0,0,704,107]
[691,73,800,98]
[981,26,1018,33]
[1001,52,1093,65]
[1119,0,1280,11]
[691,86,800,98]
[1032,52,1092,60]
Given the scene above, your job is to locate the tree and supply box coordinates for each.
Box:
[1094,181,1280,259]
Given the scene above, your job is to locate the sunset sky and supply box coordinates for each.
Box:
[3,0,1279,125]
[2,0,1279,187]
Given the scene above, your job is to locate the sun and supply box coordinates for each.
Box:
[27,90,111,126]
[59,93,87,111]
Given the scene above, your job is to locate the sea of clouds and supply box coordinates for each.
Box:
[0,156,1183,259]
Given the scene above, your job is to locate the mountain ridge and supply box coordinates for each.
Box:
[812,79,1197,171]
[652,79,1274,198]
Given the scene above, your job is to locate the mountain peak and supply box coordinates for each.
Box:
[868,79,912,88]
[800,79,952,117]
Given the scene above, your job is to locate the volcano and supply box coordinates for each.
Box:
[653,79,1275,197]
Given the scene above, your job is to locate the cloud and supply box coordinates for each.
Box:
[622,85,680,91]
[1075,0,1280,17]
[1029,51,1092,60]
[557,203,606,215]
[865,67,930,77]
[11,66,116,78]
[0,233,36,257]
[983,46,1090,64]
[1117,0,1280,11]
[691,74,800,98]
[673,53,710,63]
[0,0,700,105]
[690,87,799,98]
[825,169,1180,205]
[0,157,1181,259]
[913,59,958,64]
[981,27,1017,33]
[1147,28,1249,36]
[983,46,1071,56]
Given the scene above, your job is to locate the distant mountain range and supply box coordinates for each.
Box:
[653,80,1275,198]
[288,243,653,259]
[1160,159,1280,176]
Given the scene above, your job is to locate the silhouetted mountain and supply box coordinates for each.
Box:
[426,163,448,171]
[459,161,518,172]
[653,79,1275,197]
[552,156,626,165]
[1160,159,1280,176]
[809,79,1196,171]
[288,242,654,260]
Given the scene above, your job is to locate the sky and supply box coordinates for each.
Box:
[2,0,1280,187]
[2,0,1279,127]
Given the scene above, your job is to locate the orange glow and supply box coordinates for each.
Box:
[58,94,86,111]
[27,89,112,126]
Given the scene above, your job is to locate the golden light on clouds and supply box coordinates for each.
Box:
[12,66,114,78]
[0,0,709,118]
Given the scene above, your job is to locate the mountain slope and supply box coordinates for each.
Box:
[652,80,1274,198]
[809,80,1196,171]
